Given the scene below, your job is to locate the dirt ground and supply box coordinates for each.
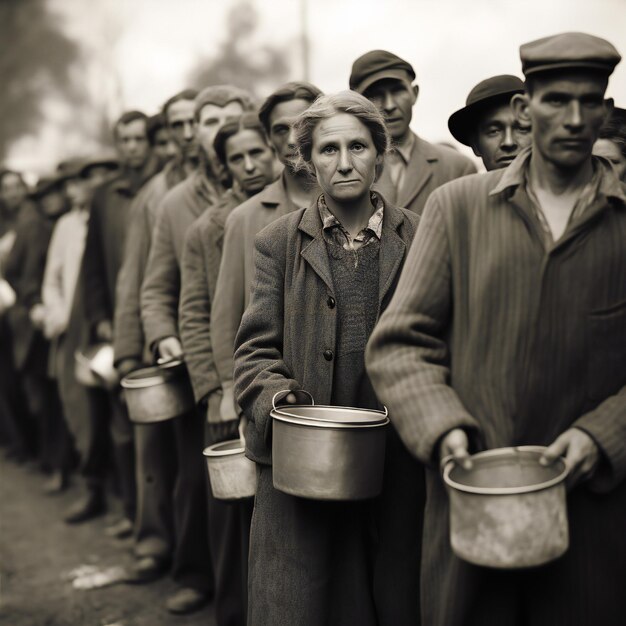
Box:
[0,456,216,626]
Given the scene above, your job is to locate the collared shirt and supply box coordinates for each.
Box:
[318,192,384,267]
[386,132,416,190]
[525,162,602,248]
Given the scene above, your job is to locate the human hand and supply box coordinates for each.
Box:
[116,358,141,379]
[29,304,46,329]
[219,383,239,422]
[158,336,183,361]
[540,428,599,489]
[439,428,472,470]
[96,319,113,342]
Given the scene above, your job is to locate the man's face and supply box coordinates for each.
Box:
[593,138,626,181]
[268,98,313,169]
[473,102,531,171]
[224,129,275,196]
[115,119,150,169]
[310,112,379,205]
[167,99,198,159]
[362,76,417,142]
[40,189,66,218]
[197,101,245,163]
[153,127,178,164]
[64,178,91,207]
[0,173,27,211]
[526,71,610,170]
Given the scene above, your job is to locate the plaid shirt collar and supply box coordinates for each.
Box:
[318,192,384,250]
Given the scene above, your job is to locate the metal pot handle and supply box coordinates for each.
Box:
[440,454,455,476]
[272,389,314,410]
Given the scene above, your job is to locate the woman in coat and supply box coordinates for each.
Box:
[233,91,421,626]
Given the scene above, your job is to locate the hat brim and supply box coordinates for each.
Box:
[354,68,414,95]
[80,159,119,176]
[448,91,523,146]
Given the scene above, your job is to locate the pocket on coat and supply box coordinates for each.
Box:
[587,298,626,402]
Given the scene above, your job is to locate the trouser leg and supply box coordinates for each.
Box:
[81,388,111,492]
[171,408,213,593]
[109,389,136,521]
[134,420,176,560]
[41,378,75,472]
[206,420,253,626]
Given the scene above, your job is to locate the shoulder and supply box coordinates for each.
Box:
[160,177,192,214]
[418,136,476,173]
[255,207,307,255]
[226,180,281,226]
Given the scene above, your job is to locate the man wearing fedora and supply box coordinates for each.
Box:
[367,32,626,625]
[350,50,476,215]
[448,75,531,171]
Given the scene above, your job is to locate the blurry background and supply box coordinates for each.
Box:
[2,0,626,178]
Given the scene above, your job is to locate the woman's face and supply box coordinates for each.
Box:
[224,129,276,196]
[593,138,626,180]
[310,112,380,205]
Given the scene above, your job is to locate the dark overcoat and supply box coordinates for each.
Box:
[366,151,626,626]
[234,200,424,625]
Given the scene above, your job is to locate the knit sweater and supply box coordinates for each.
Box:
[327,239,380,409]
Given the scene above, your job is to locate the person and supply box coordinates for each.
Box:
[448,75,531,171]
[42,156,114,493]
[139,85,254,616]
[350,49,476,214]
[233,91,420,625]
[4,173,69,478]
[69,110,153,530]
[211,81,322,429]
[147,113,177,171]
[366,32,626,626]
[593,106,626,181]
[111,90,198,594]
[179,112,276,626]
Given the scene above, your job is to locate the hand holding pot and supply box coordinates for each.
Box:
[158,336,183,360]
[540,427,599,488]
[219,383,239,422]
[96,319,113,342]
[440,428,472,470]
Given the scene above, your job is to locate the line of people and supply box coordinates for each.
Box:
[0,31,625,626]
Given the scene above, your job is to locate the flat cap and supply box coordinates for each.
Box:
[350,50,416,94]
[448,75,525,146]
[520,32,621,77]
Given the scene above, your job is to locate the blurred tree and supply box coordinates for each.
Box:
[0,0,85,161]
[187,1,290,100]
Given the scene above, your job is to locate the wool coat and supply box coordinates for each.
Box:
[373,132,476,215]
[366,150,626,626]
[234,199,424,625]
[140,169,221,349]
[211,174,301,393]
[179,188,246,406]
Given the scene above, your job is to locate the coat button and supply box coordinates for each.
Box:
[327,296,336,309]
[323,349,334,361]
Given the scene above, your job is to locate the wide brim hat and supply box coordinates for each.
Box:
[79,150,119,177]
[448,75,525,146]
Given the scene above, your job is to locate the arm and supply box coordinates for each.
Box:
[113,193,152,368]
[211,212,247,409]
[366,193,479,466]
[82,188,112,335]
[233,230,301,446]
[179,222,221,403]
[140,201,181,354]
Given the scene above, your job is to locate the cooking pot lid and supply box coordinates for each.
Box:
[272,404,388,428]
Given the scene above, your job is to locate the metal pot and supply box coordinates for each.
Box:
[121,359,195,424]
[74,344,117,389]
[271,393,389,501]
[443,446,569,569]
[203,439,257,500]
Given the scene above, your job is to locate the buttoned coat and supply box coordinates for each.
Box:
[366,152,626,626]
[373,132,476,215]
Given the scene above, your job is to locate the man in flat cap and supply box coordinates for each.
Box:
[367,32,625,626]
[350,50,476,215]
[448,75,531,171]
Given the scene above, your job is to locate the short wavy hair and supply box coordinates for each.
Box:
[213,112,270,167]
[293,91,390,178]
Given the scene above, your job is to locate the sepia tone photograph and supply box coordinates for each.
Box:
[1,0,625,624]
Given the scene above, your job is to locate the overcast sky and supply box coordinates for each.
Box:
[9,0,626,173]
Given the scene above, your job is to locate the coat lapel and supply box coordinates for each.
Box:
[298,203,334,291]
[378,205,407,306]
[399,134,437,209]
